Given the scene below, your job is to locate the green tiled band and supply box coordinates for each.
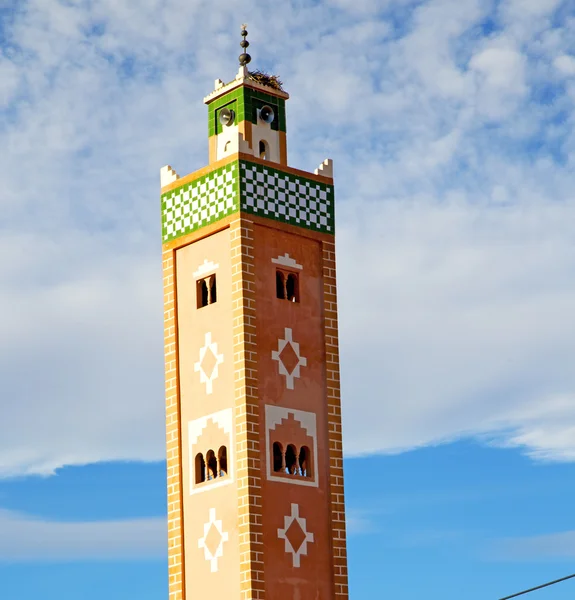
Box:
[161,160,334,243]
[161,162,240,243]
[239,162,334,234]
[207,86,287,137]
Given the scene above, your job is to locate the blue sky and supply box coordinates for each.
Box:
[1,445,575,598]
[1,0,575,598]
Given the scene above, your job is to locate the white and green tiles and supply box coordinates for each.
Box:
[161,160,334,243]
[161,162,239,243]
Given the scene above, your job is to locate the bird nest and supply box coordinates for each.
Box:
[248,70,284,91]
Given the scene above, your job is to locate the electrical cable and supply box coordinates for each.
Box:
[498,572,575,600]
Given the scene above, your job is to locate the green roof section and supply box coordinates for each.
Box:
[207,85,287,138]
[161,159,334,244]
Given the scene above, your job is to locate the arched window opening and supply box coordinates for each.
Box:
[276,269,300,303]
[285,444,297,475]
[276,271,285,299]
[209,274,217,304]
[273,442,284,472]
[259,140,268,160]
[224,140,231,153]
[286,273,299,302]
[195,453,205,484]
[197,278,209,308]
[206,450,217,480]
[197,274,217,308]
[218,446,228,477]
[299,446,311,477]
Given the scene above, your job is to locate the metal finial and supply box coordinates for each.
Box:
[239,24,251,66]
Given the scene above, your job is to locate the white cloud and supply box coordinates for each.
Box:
[345,509,376,535]
[0,502,372,563]
[0,0,574,477]
[554,54,575,76]
[497,0,565,47]
[486,395,575,462]
[326,0,396,14]
[469,43,527,120]
[0,57,20,108]
[337,196,575,459]
[500,0,563,24]
[0,250,165,477]
[493,529,575,560]
[0,509,166,561]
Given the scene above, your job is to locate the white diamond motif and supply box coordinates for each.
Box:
[277,503,314,568]
[198,508,229,573]
[271,328,307,390]
[194,332,224,394]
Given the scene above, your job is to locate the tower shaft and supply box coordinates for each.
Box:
[161,63,348,600]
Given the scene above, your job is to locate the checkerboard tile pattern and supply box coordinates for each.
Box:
[161,162,239,243]
[240,162,334,234]
[161,160,334,243]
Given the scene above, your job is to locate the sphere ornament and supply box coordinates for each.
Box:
[239,24,252,66]
[239,52,252,66]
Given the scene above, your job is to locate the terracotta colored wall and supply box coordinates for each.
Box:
[164,211,348,599]
[253,223,335,599]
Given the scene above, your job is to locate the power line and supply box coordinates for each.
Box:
[498,573,575,600]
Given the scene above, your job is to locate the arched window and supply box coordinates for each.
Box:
[273,442,283,472]
[218,446,227,477]
[206,450,217,481]
[299,446,311,478]
[209,274,217,304]
[275,269,300,303]
[286,273,299,302]
[197,278,209,308]
[197,274,217,308]
[276,271,285,299]
[195,452,205,484]
[285,444,297,475]
[259,140,268,160]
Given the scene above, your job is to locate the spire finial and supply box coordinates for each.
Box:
[239,24,252,67]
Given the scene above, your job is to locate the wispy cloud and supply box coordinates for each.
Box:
[345,509,377,535]
[0,509,166,562]
[491,530,575,561]
[0,0,574,476]
[398,528,466,549]
[0,503,373,563]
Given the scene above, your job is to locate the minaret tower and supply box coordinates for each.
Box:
[161,26,348,600]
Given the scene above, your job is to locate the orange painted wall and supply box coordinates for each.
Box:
[253,222,335,599]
